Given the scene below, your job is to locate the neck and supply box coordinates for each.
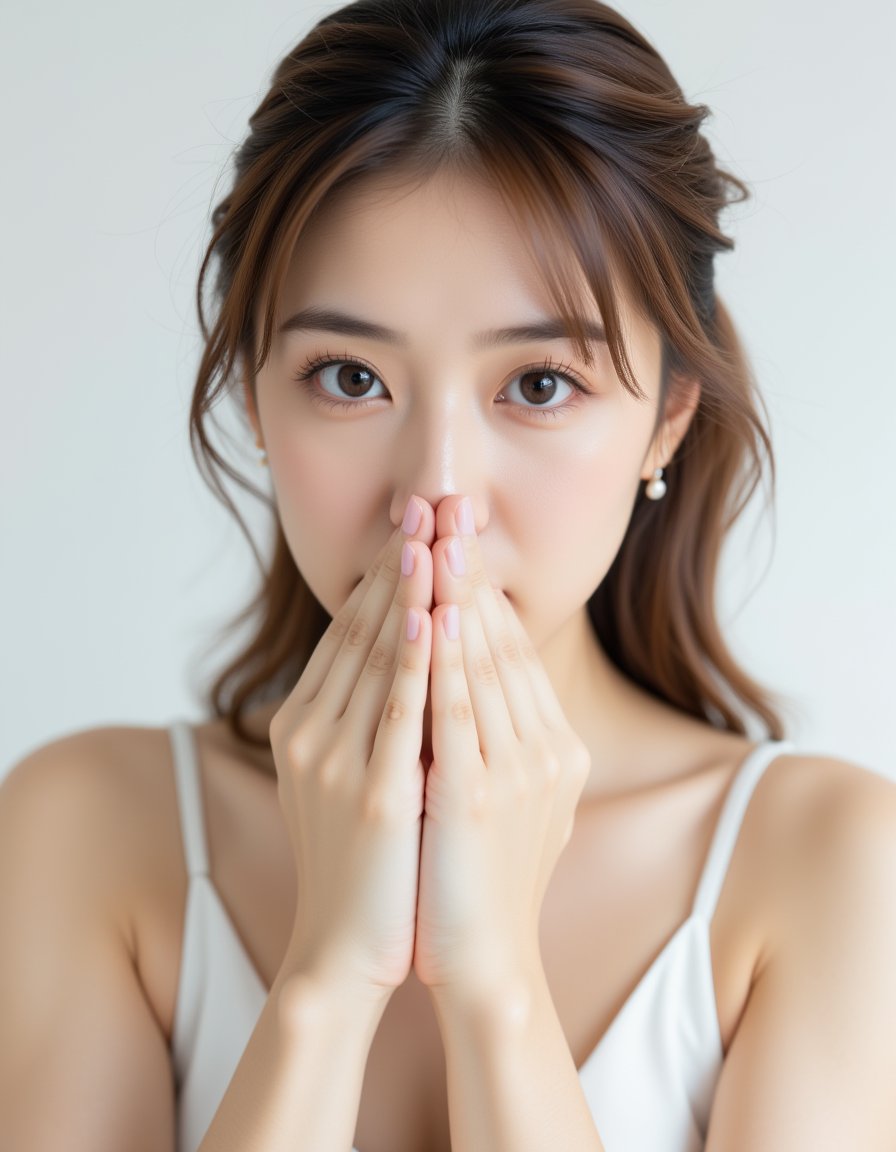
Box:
[533,607,711,799]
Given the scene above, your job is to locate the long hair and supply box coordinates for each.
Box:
[190,0,786,748]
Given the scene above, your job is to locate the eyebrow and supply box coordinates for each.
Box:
[276,306,606,349]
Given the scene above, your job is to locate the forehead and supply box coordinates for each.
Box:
[263,166,660,389]
[281,168,564,307]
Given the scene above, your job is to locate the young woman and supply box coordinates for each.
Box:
[2,1,894,1149]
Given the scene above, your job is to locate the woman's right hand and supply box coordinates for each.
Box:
[269,498,434,998]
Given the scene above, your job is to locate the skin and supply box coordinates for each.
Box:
[230,166,727,1146]
[244,166,701,798]
[229,164,896,1152]
[2,163,896,1152]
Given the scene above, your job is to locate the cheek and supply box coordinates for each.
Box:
[268,433,373,611]
[515,419,642,541]
[500,429,644,621]
[273,436,343,517]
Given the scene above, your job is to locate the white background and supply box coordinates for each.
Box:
[2,0,894,779]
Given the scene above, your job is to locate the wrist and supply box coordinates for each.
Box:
[426,955,548,1029]
[274,966,394,1038]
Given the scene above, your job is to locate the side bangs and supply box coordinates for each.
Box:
[479,132,650,402]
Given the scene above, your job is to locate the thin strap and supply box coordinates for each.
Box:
[169,720,209,879]
[692,740,794,921]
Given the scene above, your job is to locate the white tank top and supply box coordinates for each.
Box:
[168,720,793,1152]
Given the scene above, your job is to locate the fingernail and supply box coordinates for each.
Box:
[401,541,415,577]
[402,497,422,536]
[406,608,420,641]
[446,537,466,577]
[443,604,459,640]
[455,497,474,536]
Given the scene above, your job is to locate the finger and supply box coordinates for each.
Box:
[493,589,567,729]
[433,499,539,743]
[430,602,483,778]
[344,539,434,748]
[295,531,399,710]
[291,534,391,704]
[431,536,518,762]
[316,524,432,721]
[367,604,432,791]
[294,497,432,710]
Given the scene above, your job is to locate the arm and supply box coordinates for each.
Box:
[431,972,606,1152]
[0,739,177,1152]
[0,735,390,1152]
[196,968,389,1152]
[201,509,436,1149]
[704,760,896,1149]
[428,759,896,1152]
[417,497,604,1150]
[2,507,435,1150]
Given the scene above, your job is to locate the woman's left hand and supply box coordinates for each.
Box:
[413,497,591,1001]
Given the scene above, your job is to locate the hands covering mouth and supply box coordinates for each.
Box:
[269,493,588,997]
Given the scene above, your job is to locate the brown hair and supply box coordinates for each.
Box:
[190,0,787,748]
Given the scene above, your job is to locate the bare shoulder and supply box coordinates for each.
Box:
[739,750,896,929]
[3,721,178,802]
[0,725,189,1021]
[705,753,896,1145]
[1,724,185,912]
[774,750,896,922]
[750,749,896,880]
[0,724,185,1151]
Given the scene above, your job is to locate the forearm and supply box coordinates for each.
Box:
[431,969,606,1152]
[197,968,389,1152]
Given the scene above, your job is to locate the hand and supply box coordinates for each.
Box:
[269,499,435,996]
[413,497,591,999]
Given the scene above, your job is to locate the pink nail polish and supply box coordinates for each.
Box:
[446,537,466,576]
[443,604,459,640]
[406,608,420,642]
[401,541,415,576]
[402,497,422,535]
[456,497,474,536]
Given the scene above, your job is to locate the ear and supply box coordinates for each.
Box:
[640,375,701,480]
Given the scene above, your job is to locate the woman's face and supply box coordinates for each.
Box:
[249,168,694,663]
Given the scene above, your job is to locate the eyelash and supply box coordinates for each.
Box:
[292,350,594,421]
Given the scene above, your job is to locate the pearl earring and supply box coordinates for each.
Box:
[645,467,667,500]
[255,443,268,467]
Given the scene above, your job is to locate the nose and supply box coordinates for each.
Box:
[389,394,490,534]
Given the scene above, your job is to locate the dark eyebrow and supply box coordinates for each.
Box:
[276,306,606,349]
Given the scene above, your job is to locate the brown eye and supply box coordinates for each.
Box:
[321,362,383,399]
[518,370,562,406]
[501,367,577,410]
